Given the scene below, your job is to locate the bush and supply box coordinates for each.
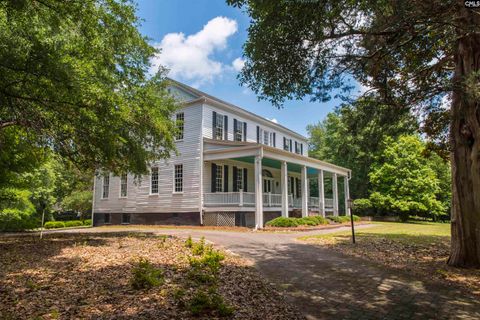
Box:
[352,198,373,216]
[266,217,299,227]
[0,188,37,232]
[327,216,351,223]
[191,237,206,255]
[185,235,193,248]
[83,219,92,226]
[44,221,66,229]
[64,220,83,227]
[188,289,234,317]
[130,258,164,290]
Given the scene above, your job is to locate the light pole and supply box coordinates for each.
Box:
[347,198,355,244]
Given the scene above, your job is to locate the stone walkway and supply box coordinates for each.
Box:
[23,226,480,319]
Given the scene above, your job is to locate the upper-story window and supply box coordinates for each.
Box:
[234,119,246,141]
[257,126,275,146]
[175,112,184,140]
[213,111,228,140]
[295,141,303,154]
[120,173,128,197]
[102,174,110,199]
[283,138,292,152]
[151,167,159,194]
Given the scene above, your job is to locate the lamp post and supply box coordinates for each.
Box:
[347,198,355,244]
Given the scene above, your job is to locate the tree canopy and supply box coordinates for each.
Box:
[228,0,480,267]
[0,0,178,176]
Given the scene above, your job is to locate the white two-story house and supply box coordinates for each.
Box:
[92,79,351,228]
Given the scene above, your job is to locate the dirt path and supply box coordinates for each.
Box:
[9,225,480,319]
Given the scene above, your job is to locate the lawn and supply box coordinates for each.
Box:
[0,233,301,319]
[300,221,480,296]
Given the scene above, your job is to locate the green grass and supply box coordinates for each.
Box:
[300,221,450,245]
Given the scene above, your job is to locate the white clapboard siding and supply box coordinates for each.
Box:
[94,103,203,213]
[202,104,308,156]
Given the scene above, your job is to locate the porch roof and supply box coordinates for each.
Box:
[203,139,351,177]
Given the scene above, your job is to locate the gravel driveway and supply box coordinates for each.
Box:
[15,225,480,320]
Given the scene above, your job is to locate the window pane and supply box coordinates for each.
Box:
[174,164,183,192]
[215,165,223,192]
[235,120,243,141]
[102,175,109,198]
[215,114,224,139]
[120,173,128,197]
[236,168,244,191]
[175,113,184,140]
[151,167,159,194]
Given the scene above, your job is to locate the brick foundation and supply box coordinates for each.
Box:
[93,212,201,226]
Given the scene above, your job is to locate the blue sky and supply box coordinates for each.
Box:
[137,0,351,136]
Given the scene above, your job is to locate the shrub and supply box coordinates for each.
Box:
[130,258,164,290]
[44,221,66,229]
[327,216,351,223]
[191,237,206,255]
[185,235,193,248]
[296,217,318,226]
[64,220,83,227]
[266,217,299,227]
[0,188,37,232]
[352,198,373,216]
[188,289,234,317]
[83,219,92,226]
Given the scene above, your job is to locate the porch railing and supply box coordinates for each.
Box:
[204,191,333,210]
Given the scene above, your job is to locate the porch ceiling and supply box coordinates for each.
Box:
[232,156,323,175]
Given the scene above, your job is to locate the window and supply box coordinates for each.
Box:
[175,112,184,140]
[102,174,109,199]
[120,173,128,197]
[151,167,159,194]
[283,138,292,151]
[234,119,244,141]
[214,113,224,140]
[215,165,223,192]
[295,141,302,154]
[235,168,244,191]
[260,129,274,146]
[174,164,183,192]
[122,213,130,224]
[104,213,111,224]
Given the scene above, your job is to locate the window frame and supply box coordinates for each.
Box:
[150,167,159,195]
[119,173,128,198]
[121,213,131,224]
[234,120,244,141]
[214,113,224,140]
[175,112,185,141]
[215,164,224,192]
[173,164,184,193]
[235,167,245,191]
[102,174,110,199]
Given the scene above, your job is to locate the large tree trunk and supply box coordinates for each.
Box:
[448,5,480,268]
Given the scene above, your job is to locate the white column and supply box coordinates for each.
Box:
[333,173,339,216]
[318,170,325,217]
[281,161,288,217]
[254,155,263,229]
[344,176,351,216]
[301,165,308,217]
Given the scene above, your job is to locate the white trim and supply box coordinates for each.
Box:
[119,173,128,199]
[149,166,159,195]
[101,173,110,199]
[173,163,184,193]
[199,103,205,224]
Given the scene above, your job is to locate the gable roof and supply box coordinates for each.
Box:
[166,78,308,141]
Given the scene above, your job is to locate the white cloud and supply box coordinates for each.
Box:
[151,17,238,85]
[267,118,278,124]
[232,57,245,72]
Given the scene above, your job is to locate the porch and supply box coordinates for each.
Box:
[202,139,351,228]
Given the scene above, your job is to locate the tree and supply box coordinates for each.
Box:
[307,94,417,199]
[228,0,480,267]
[0,0,178,176]
[367,135,446,221]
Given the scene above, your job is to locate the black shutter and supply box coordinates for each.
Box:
[283,137,286,149]
[243,168,248,192]
[233,119,238,140]
[295,141,298,153]
[273,133,276,147]
[243,122,247,141]
[256,126,260,143]
[296,178,301,197]
[300,143,303,155]
[211,163,217,192]
[224,165,229,192]
[224,115,228,140]
[233,166,238,192]
[212,111,217,139]
[289,177,294,195]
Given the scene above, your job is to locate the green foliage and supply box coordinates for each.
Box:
[64,220,83,228]
[191,237,206,256]
[0,0,178,177]
[61,191,92,217]
[44,221,66,229]
[0,188,37,231]
[83,219,92,226]
[185,235,193,248]
[130,258,164,290]
[187,289,234,317]
[267,216,329,227]
[327,216,351,223]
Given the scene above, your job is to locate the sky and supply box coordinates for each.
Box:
[136,0,354,136]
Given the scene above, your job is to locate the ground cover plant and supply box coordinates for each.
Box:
[0,233,301,319]
[300,222,480,295]
[266,215,358,228]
